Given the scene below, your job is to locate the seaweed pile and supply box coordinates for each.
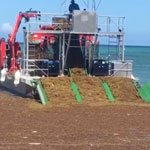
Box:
[40,68,142,107]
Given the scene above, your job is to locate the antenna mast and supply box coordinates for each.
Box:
[61,0,102,12]
[83,0,102,11]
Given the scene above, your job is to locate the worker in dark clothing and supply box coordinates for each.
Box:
[42,36,48,52]
[68,0,80,21]
[69,0,80,14]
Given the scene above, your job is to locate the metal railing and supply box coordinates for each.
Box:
[98,15,125,33]
[22,59,49,76]
[22,12,125,34]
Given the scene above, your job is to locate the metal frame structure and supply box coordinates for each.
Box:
[20,12,128,79]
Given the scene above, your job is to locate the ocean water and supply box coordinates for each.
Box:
[125,46,150,85]
[99,45,150,85]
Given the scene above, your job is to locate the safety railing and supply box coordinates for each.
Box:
[22,59,49,76]
[98,15,125,33]
[22,12,125,34]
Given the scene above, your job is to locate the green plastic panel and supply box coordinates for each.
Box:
[70,82,82,103]
[37,80,48,105]
[103,82,115,102]
[138,84,150,103]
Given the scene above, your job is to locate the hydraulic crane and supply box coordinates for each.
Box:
[0,10,40,83]
[8,10,40,71]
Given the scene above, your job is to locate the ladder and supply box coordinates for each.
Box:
[26,44,49,76]
[65,34,84,69]
[108,34,124,61]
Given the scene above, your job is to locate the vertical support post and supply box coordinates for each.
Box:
[83,35,86,68]
[121,17,125,62]
[61,33,65,75]
[118,34,125,62]
[88,44,92,75]
[59,34,62,75]
[23,27,26,71]
[122,34,125,62]
[64,33,71,66]
[117,35,121,60]
[26,32,29,75]
[107,17,110,32]
[93,33,98,58]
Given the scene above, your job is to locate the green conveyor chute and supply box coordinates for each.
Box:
[137,84,150,103]
[70,82,82,103]
[102,82,115,102]
[36,80,48,105]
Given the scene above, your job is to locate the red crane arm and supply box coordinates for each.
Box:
[8,11,40,72]
[9,11,40,43]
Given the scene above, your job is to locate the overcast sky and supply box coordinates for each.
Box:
[0,0,149,46]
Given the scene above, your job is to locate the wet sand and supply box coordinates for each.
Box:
[0,95,150,150]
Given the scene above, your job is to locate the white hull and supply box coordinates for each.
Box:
[0,78,33,97]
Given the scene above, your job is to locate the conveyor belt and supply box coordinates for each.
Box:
[66,34,84,68]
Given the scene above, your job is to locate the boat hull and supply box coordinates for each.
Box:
[0,78,33,98]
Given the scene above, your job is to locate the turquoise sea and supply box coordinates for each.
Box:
[125,46,150,85]
[99,45,150,85]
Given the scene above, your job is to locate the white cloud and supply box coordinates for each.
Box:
[0,23,13,33]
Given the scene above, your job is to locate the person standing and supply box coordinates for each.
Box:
[69,0,80,14]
